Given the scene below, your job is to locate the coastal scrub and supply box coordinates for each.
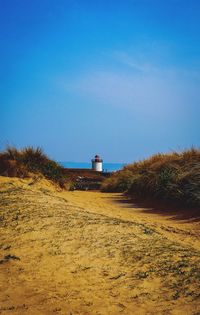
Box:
[101,148,200,208]
[0,146,66,187]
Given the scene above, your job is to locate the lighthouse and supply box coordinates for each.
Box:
[91,154,103,172]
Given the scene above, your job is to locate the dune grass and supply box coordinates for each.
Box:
[101,148,200,207]
[0,146,66,187]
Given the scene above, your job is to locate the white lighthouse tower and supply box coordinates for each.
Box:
[91,154,103,172]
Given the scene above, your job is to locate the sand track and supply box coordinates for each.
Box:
[0,177,200,315]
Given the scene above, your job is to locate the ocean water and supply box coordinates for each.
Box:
[60,162,126,172]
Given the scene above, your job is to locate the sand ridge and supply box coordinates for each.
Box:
[0,176,200,314]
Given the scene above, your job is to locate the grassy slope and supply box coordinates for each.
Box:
[0,147,68,188]
[101,149,200,208]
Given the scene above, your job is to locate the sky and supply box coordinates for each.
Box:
[1,0,200,163]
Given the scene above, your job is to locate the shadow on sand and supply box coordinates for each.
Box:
[104,194,200,223]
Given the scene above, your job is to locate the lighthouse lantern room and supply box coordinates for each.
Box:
[91,155,103,172]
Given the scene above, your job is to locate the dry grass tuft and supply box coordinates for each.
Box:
[0,146,67,187]
[101,148,200,207]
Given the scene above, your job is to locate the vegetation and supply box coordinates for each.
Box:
[0,146,66,187]
[101,148,200,207]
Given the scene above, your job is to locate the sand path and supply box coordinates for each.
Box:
[0,176,200,315]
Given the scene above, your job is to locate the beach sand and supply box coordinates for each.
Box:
[0,176,200,314]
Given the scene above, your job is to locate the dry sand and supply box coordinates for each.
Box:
[0,176,200,315]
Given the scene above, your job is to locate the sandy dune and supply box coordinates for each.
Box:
[0,176,200,315]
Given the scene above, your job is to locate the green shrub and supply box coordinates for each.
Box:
[101,148,200,207]
[0,146,66,188]
[101,170,134,192]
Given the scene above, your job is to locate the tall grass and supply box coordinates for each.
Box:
[101,148,200,207]
[0,146,66,187]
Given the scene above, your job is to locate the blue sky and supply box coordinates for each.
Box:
[1,0,200,162]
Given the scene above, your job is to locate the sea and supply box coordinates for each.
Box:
[59,162,126,172]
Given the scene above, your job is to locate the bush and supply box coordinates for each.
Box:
[0,146,66,187]
[101,170,134,192]
[101,148,200,207]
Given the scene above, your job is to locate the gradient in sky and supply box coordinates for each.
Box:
[1,0,200,162]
